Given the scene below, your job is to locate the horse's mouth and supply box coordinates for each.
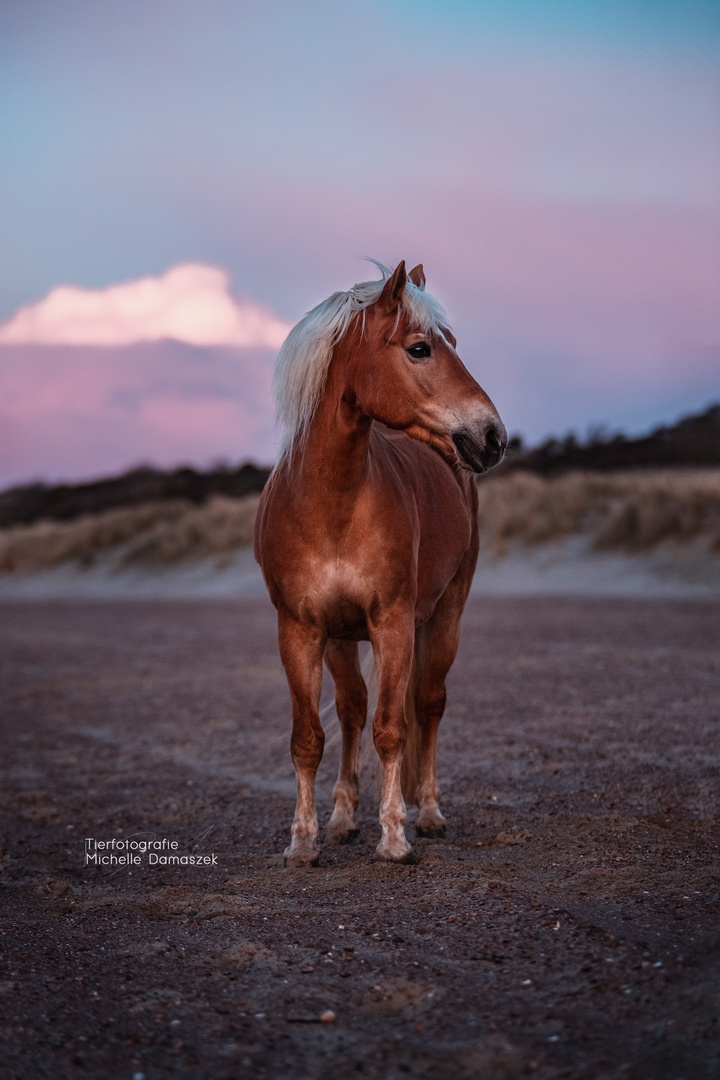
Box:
[452,429,505,473]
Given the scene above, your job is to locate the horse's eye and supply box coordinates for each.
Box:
[406,342,431,360]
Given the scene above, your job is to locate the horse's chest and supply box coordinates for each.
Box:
[259,466,473,629]
[271,551,370,637]
[301,551,377,606]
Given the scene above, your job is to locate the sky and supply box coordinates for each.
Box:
[0,0,718,485]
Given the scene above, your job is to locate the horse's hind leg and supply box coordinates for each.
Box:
[324,640,367,842]
[412,601,464,838]
[278,610,326,867]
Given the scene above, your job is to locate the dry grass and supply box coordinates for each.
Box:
[0,495,260,573]
[477,469,720,555]
[120,495,260,566]
[1,471,719,575]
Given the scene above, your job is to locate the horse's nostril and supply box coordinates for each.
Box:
[484,424,507,464]
[486,426,501,452]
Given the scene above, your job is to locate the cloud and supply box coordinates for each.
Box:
[0,264,292,348]
[0,341,277,487]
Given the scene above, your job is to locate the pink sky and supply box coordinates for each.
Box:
[0,266,286,484]
[1,3,718,485]
[0,216,717,487]
[0,336,277,486]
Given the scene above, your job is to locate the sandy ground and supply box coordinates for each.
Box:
[0,537,718,600]
[1,593,719,1080]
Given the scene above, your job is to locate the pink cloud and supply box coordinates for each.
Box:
[0,341,277,486]
[0,264,292,349]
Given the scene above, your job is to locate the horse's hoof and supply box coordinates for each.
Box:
[376,849,418,865]
[283,846,320,868]
[415,823,446,839]
[415,808,447,838]
[328,826,360,845]
[375,842,415,864]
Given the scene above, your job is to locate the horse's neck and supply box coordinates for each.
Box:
[294,360,372,516]
[301,397,371,488]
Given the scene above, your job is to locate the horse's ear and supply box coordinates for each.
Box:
[408,264,425,289]
[377,261,407,313]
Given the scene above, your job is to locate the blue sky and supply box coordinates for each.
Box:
[0,0,718,481]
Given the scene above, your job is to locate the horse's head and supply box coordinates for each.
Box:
[345,261,506,473]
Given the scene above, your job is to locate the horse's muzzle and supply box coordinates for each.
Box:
[452,424,506,472]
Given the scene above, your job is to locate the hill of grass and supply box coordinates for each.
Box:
[0,462,270,530]
[0,405,718,576]
[501,403,720,475]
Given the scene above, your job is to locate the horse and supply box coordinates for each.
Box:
[254,261,506,866]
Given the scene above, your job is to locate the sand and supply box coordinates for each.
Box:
[2,595,718,1079]
[0,536,717,601]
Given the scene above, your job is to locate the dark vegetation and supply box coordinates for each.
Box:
[0,462,270,530]
[1,404,718,530]
[501,403,720,476]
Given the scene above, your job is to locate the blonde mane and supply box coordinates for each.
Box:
[274,263,451,454]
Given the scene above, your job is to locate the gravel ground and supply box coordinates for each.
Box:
[1,596,719,1080]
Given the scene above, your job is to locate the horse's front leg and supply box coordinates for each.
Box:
[324,640,367,842]
[370,608,415,862]
[278,610,326,867]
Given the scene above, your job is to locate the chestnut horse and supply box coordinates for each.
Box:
[254,262,506,865]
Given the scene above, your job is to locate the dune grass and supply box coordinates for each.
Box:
[0,495,260,573]
[1,471,718,574]
[476,469,720,555]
